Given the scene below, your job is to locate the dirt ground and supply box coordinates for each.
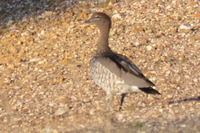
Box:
[0,0,200,133]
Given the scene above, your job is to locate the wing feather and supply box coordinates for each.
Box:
[103,53,155,87]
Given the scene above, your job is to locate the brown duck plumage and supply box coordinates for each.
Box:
[86,12,160,110]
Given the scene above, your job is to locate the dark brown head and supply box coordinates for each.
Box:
[86,12,111,30]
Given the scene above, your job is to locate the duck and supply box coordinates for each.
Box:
[86,12,160,111]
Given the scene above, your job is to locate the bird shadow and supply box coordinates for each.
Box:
[168,96,200,104]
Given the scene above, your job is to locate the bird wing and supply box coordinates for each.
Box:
[110,53,155,86]
[111,53,143,76]
[95,53,155,87]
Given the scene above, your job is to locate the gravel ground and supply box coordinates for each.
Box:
[0,0,200,132]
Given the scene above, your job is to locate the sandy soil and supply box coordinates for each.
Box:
[0,0,200,132]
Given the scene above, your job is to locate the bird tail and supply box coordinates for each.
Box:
[139,87,161,95]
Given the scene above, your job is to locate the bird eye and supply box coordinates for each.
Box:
[94,16,101,18]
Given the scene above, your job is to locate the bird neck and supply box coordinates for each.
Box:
[96,26,111,55]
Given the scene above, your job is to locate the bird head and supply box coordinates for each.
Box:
[86,12,111,29]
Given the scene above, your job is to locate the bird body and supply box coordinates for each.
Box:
[86,12,160,110]
[90,52,155,95]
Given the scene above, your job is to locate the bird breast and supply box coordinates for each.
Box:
[90,57,141,95]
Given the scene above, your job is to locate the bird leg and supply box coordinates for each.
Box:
[106,94,114,112]
[119,93,127,111]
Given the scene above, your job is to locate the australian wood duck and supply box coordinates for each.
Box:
[86,12,160,111]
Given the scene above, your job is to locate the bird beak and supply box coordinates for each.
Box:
[85,18,92,24]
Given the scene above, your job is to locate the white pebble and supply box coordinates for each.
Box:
[112,14,122,19]
[54,108,67,116]
[146,45,152,51]
[179,24,193,30]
